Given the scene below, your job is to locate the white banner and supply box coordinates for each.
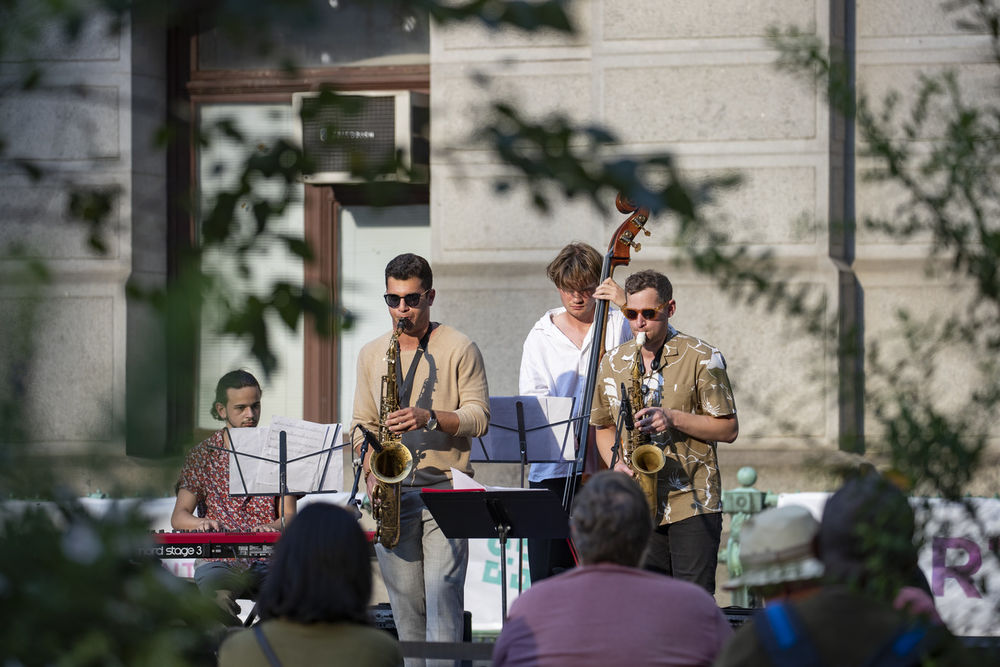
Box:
[779,492,1000,637]
[464,537,532,631]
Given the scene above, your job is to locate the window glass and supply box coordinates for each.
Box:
[337,204,430,423]
[196,103,305,428]
[198,1,429,70]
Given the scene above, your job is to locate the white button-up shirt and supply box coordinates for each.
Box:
[518,307,633,482]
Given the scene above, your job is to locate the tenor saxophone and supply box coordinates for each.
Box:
[623,332,666,518]
[370,318,415,548]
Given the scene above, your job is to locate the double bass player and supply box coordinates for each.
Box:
[518,242,631,582]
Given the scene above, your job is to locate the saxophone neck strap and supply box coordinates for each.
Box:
[396,324,434,407]
[638,340,667,375]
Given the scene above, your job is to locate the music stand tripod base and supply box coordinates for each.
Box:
[420,488,569,623]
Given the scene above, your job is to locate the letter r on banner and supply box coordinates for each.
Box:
[932,536,982,598]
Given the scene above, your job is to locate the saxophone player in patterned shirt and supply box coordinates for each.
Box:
[591,269,738,594]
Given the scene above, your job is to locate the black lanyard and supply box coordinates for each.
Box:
[395,325,433,407]
[638,341,667,375]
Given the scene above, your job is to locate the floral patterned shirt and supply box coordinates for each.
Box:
[176,429,279,566]
[591,327,737,525]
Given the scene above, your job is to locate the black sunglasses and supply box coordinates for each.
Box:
[622,302,669,321]
[383,290,430,308]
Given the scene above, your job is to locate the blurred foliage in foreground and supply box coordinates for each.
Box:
[0,503,220,666]
[3,0,1000,659]
[769,3,1000,500]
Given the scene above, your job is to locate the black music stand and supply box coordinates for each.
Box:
[471,396,576,593]
[420,488,569,623]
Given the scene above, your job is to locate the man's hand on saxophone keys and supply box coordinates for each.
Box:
[384,406,432,433]
[635,406,672,435]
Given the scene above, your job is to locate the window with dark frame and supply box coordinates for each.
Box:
[164,6,430,453]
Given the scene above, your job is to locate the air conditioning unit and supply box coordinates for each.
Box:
[292,90,429,184]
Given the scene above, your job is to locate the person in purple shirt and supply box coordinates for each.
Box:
[492,471,731,667]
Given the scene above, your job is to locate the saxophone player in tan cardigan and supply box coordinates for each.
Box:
[351,253,490,667]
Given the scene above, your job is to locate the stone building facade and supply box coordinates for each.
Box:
[1,1,996,494]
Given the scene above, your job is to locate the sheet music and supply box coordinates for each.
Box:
[452,468,526,492]
[471,396,575,463]
[227,427,270,495]
[229,417,344,496]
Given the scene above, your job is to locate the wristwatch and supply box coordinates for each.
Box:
[426,409,439,431]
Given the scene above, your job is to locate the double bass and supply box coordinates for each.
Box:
[563,194,651,511]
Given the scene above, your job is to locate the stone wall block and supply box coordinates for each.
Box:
[0,295,115,442]
[602,0,816,41]
[0,181,122,259]
[603,64,817,144]
[0,86,120,161]
[433,69,592,149]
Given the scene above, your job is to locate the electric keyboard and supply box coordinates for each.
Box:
[143,529,377,559]
[144,531,281,559]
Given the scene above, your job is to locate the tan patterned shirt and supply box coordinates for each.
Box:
[591,326,737,525]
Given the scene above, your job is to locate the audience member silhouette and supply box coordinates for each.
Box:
[723,504,825,603]
[493,471,731,667]
[218,502,402,667]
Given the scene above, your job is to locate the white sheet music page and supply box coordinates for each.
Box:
[451,468,485,490]
[229,417,344,495]
[227,426,270,495]
[450,468,532,492]
[262,416,344,494]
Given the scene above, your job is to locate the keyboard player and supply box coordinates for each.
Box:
[170,370,297,623]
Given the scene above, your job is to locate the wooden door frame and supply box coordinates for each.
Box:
[176,27,429,430]
[303,185,339,423]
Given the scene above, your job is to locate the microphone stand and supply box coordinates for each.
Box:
[349,425,383,519]
[610,382,635,470]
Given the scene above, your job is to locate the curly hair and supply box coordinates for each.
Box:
[624,270,673,303]
[385,253,433,291]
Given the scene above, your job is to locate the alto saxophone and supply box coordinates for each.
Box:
[623,332,666,518]
[370,318,415,548]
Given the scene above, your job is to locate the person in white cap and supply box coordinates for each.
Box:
[725,504,825,603]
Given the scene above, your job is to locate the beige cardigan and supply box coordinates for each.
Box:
[351,323,490,488]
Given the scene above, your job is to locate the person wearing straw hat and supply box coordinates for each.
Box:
[724,504,825,602]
